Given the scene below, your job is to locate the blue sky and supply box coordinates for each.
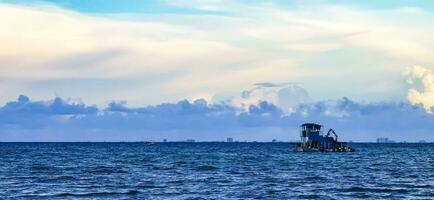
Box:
[0,0,433,141]
[4,0,434,13]
[1,0,227,14]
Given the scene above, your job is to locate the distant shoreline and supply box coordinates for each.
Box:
[0,141,432,144]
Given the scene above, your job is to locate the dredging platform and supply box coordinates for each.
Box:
[293,123,355,152]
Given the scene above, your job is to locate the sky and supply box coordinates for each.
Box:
[0,0,433,142]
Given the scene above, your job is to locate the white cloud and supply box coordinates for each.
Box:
[0,3,250,79]
[405,66,434,112]
[231,83,311,114]
[2,2,434,105]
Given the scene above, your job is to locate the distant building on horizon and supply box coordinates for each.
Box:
[272,139,277,142]
[227,138,233,142]
[185,139,195,142]
[163,139,167,142]
[377,137,395,143]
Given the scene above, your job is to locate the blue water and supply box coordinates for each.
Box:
[0,142,433,199]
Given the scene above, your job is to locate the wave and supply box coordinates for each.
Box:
[339,186,409,193]
[52,190,139,197]
[195,165,219,171]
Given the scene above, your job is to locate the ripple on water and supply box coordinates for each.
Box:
[338,186,411,195]
[195,165,219,171]
[52,189,140,197]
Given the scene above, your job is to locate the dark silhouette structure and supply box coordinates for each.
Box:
[294,123,355,152]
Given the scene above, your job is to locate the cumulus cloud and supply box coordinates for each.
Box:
[0,95,97,128]
[0,95,97,116]
[231,83,310,114]
[405,66,434,112]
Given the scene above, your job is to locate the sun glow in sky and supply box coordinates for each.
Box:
[0,0,433,141]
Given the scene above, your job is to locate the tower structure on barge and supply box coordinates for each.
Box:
[293,123,354,152]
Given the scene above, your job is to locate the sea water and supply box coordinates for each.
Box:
[1,142,433,199]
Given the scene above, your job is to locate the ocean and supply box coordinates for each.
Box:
[0,142,433,199]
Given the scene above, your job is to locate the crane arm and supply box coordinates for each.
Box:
[326,128,338,141]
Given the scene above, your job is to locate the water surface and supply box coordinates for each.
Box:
[0,142,433,199]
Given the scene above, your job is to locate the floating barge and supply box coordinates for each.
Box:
[293,123,355,152]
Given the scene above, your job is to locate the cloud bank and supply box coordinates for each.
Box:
[0,95,432,142]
